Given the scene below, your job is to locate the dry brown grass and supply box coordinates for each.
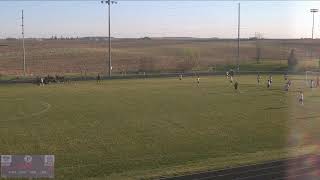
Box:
[0,38,319,76]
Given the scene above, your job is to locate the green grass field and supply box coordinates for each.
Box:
[1,75,320,179]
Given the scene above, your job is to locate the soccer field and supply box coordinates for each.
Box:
[1,75,320,179]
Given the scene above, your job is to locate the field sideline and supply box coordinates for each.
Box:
[1,75,320,179]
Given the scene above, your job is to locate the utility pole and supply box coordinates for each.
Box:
[237,3,240,72]
[101,0,117,78]
[22,9,26,76]
[311,9,318,39]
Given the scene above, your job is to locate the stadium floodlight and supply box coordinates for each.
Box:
[237,3,240,72]
[101,0,117,78]
[310,9,318,39]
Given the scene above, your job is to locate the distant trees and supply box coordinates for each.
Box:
[178,48,200,72]
[50,35,58,40]
[49,35,78,40]
[288,49,298,70]
[5,38,17,41]
[140,37,151,40]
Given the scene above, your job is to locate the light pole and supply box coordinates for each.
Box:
[21,9,26,76]
[237,3,241,72]
[101,0,117,78]
[310,9,318,39]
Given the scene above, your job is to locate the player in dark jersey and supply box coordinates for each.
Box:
[234,81,238,91]
[96,73,101,84]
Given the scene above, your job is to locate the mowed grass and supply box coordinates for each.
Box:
[1,75,320,179]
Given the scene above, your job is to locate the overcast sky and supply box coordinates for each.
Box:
[1,1,320,39]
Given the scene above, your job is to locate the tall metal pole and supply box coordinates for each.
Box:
[311,9,318,39]
[310,9,318,59]
[312,11,315,39]
[237,3,240,72]
[101,0,116,77]
[22,10,26,76]
[108,0,111,77]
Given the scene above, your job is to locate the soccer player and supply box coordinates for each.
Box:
[269,75,273,84]
[312,79,314,88]
[179,74,182,80]
[96,73,101,84]
[257,73,261,85]
[312,79,315,88]
[310,80,314,88]
[229,69,234,77]
[40,77,44,86]
[284,81,290,91]
[196,75,200,86]
[298,91,304,105]
[230,76,234,84]
[288,79,292,88]
[234,81,239,91]
[267,79,271,88]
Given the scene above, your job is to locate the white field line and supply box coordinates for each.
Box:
[4,100,51,121]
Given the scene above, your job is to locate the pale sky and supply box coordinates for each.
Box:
[1,1,320,39]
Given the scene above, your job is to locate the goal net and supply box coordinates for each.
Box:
[305,71,320,88]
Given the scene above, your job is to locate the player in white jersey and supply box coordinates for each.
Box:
[298,91,304,105]
[267,79,271,88]
[257,74,261,85]
[196,76,200,86]
[40,77,44,86]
